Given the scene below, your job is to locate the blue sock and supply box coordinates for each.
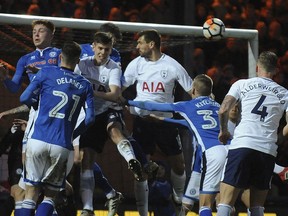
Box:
[21,199,36,216]
[14,201,23,216]
[35,199,54,216]
[93,162,113,194]
[199,206,212,216]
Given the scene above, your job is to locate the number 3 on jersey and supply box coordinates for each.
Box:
[197,110,218,129]
[251,95,268,122]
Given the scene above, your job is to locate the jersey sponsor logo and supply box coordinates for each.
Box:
[48,58,57,64]
[49,51,57,57]
[29,60,46,67]
[160,70,168,78]
[142,81,165,92]
[30,56,36,60]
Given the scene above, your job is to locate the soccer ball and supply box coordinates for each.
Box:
[203,18,225,40]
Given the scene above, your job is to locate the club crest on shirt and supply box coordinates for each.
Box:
[49,52,57,57]
[100,75,107,83]
[189,188,197,195]
[160,70,168,78]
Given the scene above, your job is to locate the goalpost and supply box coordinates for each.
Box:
[0,13,259,203]
[0,13,258,78]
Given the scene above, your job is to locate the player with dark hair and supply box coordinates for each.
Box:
[75,32,142,216]
[80,22,122,63]
[126,74,227,216]
[76,22,126,216]
[19,41,94,216]
[217,51,288,216]
[121,29,193,216]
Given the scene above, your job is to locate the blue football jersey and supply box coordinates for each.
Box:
[80,43,121,63]
[129,96,224,151]
[4,47,61,93]
[23,66,94,150]
[172,96,222,151]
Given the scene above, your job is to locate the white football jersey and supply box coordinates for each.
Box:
[122,54,193,117]
[227,77,288,156]
[75,56,122,115]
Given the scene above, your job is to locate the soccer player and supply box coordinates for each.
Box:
[0,20,61,92]
[127,74,227,216]
[217,51,288,216]
[0,19,61,146]
[121,29,193,216]
[0,19,61,159]
[78,22,124,216]
[75,32,142,216]
[80,22,122,64]
[19,41,95,216]
[0,19,62,215]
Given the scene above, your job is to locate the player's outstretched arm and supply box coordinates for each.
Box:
[12,118,28,132]
[94,85,121,102]
[2,58,28,93]
[0,105,30,119]
[127,100,174,112]
[25,65,40,74]
[149,114,189,128]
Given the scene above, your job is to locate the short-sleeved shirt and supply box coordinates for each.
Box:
[227,77,288,156]
[75,56,122,115]
[122,54,193,117]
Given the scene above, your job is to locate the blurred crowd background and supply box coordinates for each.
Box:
[1,0,288,214]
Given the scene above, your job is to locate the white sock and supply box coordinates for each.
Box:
[170,169,186,203]
[117,139,136,162]
[273,164,284,174]
[15,201,23,210]
[248,208,251,216]
[80,170,95,211]
[134,180,148,216]
[217,204,233,216]
[106,189,116,199]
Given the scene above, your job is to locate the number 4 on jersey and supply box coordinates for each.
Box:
[251,95,268,122]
